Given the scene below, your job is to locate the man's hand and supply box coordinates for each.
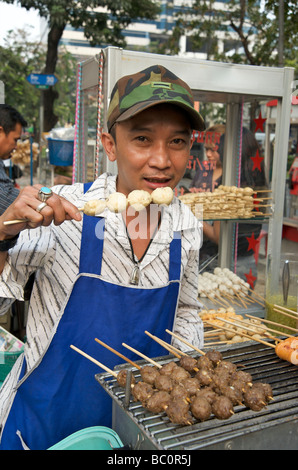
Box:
[0,184,82,240]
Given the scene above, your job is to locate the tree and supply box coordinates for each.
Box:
[0,27,77,135]
[1,0,160,131]
[166,0,298,70]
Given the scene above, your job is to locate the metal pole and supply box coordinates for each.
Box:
[278,0,284,67]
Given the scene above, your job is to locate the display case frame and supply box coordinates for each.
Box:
[74,47,294,293]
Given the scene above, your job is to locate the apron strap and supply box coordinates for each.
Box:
[79,183,105,275]
[168,231,181,281]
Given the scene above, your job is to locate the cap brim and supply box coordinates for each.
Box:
[115,100,205,131]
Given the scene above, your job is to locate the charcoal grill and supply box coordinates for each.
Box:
[95,341,298,450]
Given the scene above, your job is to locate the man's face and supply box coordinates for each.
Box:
[106,104,193,196]
[0,123,22,160]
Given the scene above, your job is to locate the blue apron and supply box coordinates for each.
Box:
[0,184,181,450]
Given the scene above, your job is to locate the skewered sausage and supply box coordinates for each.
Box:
[275,337,298,365]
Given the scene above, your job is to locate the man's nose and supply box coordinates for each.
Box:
[148,143,171,168]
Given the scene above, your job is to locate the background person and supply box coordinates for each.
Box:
[0,104,27,214]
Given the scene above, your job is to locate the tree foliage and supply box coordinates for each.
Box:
[1,0,160,131]
[167,0,297,70]
[0,27,77,135]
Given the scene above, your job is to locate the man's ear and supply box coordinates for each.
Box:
[101,132,117,162]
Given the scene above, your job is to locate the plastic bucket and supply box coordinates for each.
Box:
[0,348,24,383]
[48,138,74,166]
[48,426,123,450]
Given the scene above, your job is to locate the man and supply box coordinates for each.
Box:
[0,104,27,214]
[0,65,205,449]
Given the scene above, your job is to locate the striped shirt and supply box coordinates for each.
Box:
[0,173,203,424]
[0,160,19,215]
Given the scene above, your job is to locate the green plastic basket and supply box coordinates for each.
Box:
[0,348,24,383]
[48,426,124,450]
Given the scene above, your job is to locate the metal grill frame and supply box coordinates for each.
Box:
[95,341,298,450]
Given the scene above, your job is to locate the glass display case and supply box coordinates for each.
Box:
[73,47,294,310]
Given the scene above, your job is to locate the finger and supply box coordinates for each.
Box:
[45,195,82,225]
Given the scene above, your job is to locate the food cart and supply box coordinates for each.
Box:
[71,48,297,449]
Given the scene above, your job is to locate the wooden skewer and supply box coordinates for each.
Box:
[273,304,298,316]
[246,286,266,303]
[204,340,233,346]
[273,307,298,322]
[122,342,162,369]
[165,329,205,355]
[204,320,275,349]
[94,338,141,370]
[3,219,29,225]
[144,331,184,358]
[246,319,293,339]
[245,314,298,334]
[70,344,117,377]
[224,316,282,342]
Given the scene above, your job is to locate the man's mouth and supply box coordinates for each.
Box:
[144,177,172,189]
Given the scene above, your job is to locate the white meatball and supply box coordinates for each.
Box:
[127,190,152,211]
[83,199,106,216]
[151,187,174,205]
[106,192,128,213]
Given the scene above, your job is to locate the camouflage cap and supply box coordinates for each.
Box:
[107,64,205,132]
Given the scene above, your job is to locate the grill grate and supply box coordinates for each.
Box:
[95,341,298,450]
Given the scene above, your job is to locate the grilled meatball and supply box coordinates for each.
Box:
[212,395,234,419]
[230,378,251,394]
[243,385,267,411]
[154,374,174,392]
[197,355,214,371]
[215,360,237,375]
[179,356,198,372]
[211,372,230,394]
[253,382,273,402]
[166,399,193,425]
[171,366,191,383]
[205,349,223,366]
[146,391,171,413]
[231,370,253,384]
[195,387,217,405]
[117,369,136,388]
[132,381,154,404]
[195,368,214,387]
[160,361,179,376]
[191,396,212,422]
[140,365,160,385]
[180,377,200,396]
[171,384,190,401]
[220,384,243,406]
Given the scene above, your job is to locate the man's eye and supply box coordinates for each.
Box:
[172,138,185,145]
